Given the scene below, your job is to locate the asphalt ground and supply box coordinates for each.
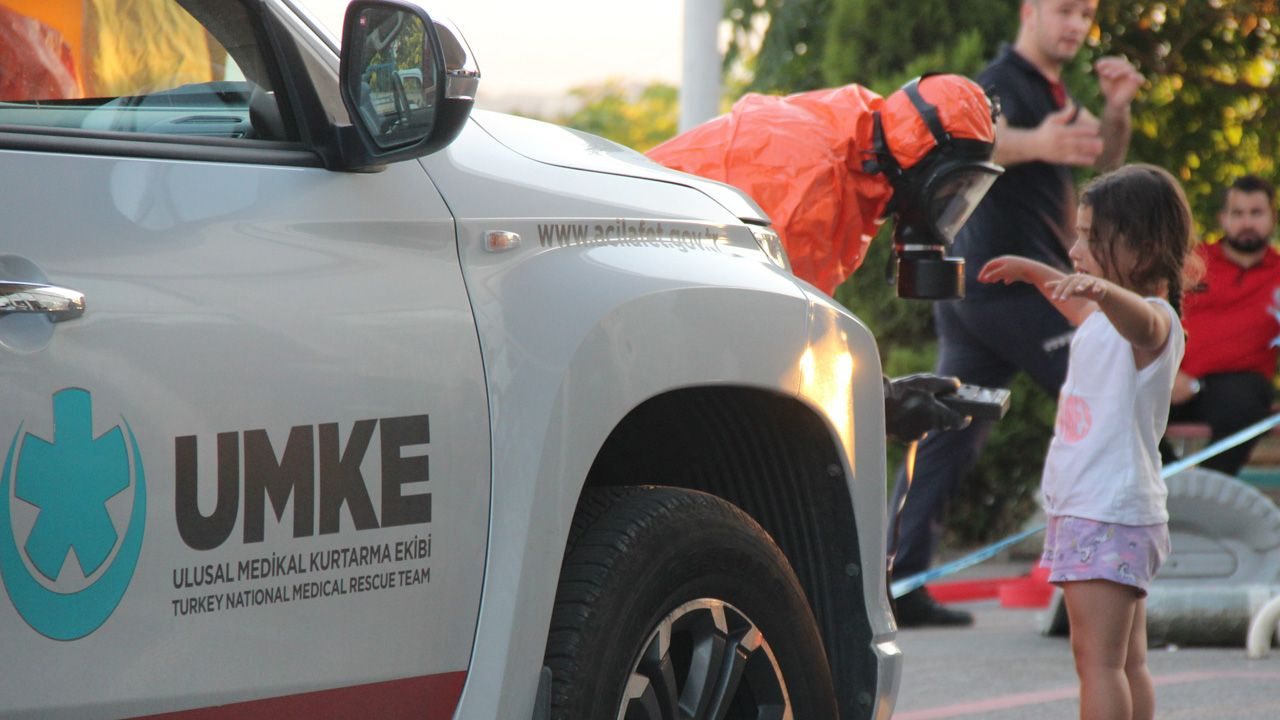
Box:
[890,565,1280,719]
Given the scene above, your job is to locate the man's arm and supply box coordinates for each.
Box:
[990,108,1102,168]
[994,56,1143,171]
[1092,101,1131,171]
[1091,56,1144,171]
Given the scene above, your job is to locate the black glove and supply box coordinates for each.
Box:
[883,373,970,443]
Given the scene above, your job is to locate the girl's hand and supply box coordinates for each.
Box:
[1045,273,1109,303]
[978,256,1033,285]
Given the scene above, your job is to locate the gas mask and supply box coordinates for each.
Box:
[869,76,1002,299]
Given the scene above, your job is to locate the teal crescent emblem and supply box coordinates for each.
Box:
[0,388,146,640]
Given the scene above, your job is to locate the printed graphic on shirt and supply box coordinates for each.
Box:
[1057,394,1092,443]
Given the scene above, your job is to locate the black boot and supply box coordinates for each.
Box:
[894,587,974,628]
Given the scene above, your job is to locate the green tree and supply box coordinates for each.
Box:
[821,0,1014,93]
[554,81,679,153]
[723,0,833,93]
[725,0,1280,546]
[1091,1,1279,226]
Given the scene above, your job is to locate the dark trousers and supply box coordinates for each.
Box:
[1165,371,1274,476]
[887,291,1072,580]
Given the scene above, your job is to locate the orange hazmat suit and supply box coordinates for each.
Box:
[0,5,79,101]
[647,76,996,295]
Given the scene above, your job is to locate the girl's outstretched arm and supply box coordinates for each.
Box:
[1047,273,1172,368]
[977,256,1096,326]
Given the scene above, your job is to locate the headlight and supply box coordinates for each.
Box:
[749,225,790,272]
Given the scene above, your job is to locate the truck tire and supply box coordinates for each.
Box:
[545,486,838,719]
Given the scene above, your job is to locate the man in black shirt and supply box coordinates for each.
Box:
[889,0,1143,627]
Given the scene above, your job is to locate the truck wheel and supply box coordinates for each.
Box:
[545,486,837,719]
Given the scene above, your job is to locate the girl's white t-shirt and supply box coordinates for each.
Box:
[1041,297,1184,525]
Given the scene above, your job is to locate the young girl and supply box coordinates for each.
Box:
[979,163,1196,720]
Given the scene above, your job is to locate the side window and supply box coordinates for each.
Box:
[0,0,294,141]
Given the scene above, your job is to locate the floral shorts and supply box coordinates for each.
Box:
[1040,515,1171,596]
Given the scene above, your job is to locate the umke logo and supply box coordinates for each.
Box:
[0,388,146,640]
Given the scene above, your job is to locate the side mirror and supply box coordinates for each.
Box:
[337,1,477,169]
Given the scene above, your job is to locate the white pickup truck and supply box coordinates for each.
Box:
[0,1,901,717]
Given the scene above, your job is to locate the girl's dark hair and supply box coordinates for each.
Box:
[1079,163,1199,314]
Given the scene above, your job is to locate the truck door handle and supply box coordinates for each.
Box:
[0,281,86,322]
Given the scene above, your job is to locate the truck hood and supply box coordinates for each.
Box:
[468,110,770,226]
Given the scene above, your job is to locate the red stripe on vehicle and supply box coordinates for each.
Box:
[136,671,467,720]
